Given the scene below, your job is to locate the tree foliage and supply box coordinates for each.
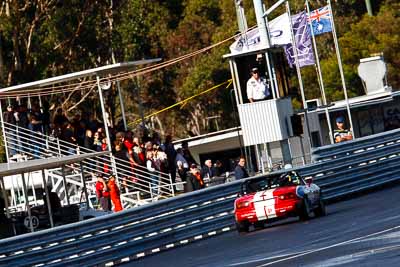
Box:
[0,0,399,139]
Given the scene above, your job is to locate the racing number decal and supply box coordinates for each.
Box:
[254,190,276,220]
[24,216,39,229]
[264,206,275,217]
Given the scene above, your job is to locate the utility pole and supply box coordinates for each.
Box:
[365,0,373,16]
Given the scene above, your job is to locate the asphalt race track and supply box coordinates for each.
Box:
[129,185,400,267]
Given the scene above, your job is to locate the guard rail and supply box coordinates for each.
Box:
[311,128,400,162]
[2,128,400,266]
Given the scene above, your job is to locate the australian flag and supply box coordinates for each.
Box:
[284,11,315,68]
[308,5,332,35]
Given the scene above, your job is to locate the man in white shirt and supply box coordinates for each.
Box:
[246,67,270,103]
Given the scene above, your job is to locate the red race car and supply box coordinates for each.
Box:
[234,171,326,233]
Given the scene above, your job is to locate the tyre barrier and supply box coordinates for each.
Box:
[1,129,400,266]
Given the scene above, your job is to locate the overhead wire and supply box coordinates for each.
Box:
[129,79,233,126]
[0,30,244,99]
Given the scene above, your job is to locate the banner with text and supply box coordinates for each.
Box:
[229,13,292,54]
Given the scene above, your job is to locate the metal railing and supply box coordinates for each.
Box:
[2,128,400,266]
[1,122,175,206]
[311,128,400,162]
[0,183,238,266]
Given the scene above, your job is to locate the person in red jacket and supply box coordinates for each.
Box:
[95,175,111,211]
[107,175,123,212]
[185,164,205,192]
[101,138,110,173]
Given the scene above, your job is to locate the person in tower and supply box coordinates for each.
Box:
[246,67,270,103]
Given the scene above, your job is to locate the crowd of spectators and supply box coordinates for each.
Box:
[3,102,238,196]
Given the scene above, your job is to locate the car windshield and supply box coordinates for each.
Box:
[242,172,303,194]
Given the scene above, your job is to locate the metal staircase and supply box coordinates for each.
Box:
[1,122,175,209]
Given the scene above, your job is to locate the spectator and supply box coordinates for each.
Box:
[176,148,189,183]
[30,104,43,132]
[152,132,162,147]
[91,132,103,172]
[123,132,138,184]
[43,186,62,212]
[16,104,29,129]
[95,176,111,211]
[62,122,76,155]
[87,113,99,133]
[182,141,197,166]
[41,101,51,135]
[107,175,123,212]
[76,121,87,146]
[186,164,205,192]
[93,131,102,152]
[146,150,159,197]
[123,131,134,157]
[334,116,353,143]
[234,157,249,180]
[4,104,17,156]
[44,122,59,157]
[132,136,145,166]
[48,123,60,140]
[15,104,30,155]
[53,108,68,130]
[71,114,83,145]
[28,114,43,158]
[163,135,177,188]
[4,104,16,125]
[12,105,24,155]
[200,159,217,180]
[144,141,153,155]
[153,144,168,173]
[28,114,43,133]
[96,127,105,140]
[101,137,108,152]
[214,160,224,176]
[83,129,94,150]
[115,131,125,146]
[114,142,131,163]
[114,142,135,193]
[101,137,110,173]
[246,67,270,103]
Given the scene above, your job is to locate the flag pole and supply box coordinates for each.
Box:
[285,1,312,148]
[327,0,355,139]
[252,0,278,99]
[261,14,277,99]
[306,0,334,144]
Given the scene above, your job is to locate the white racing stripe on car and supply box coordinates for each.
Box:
[253,189,276,221]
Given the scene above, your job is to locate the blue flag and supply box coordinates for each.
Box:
[285,11,315,68]
[308,5,332,35]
